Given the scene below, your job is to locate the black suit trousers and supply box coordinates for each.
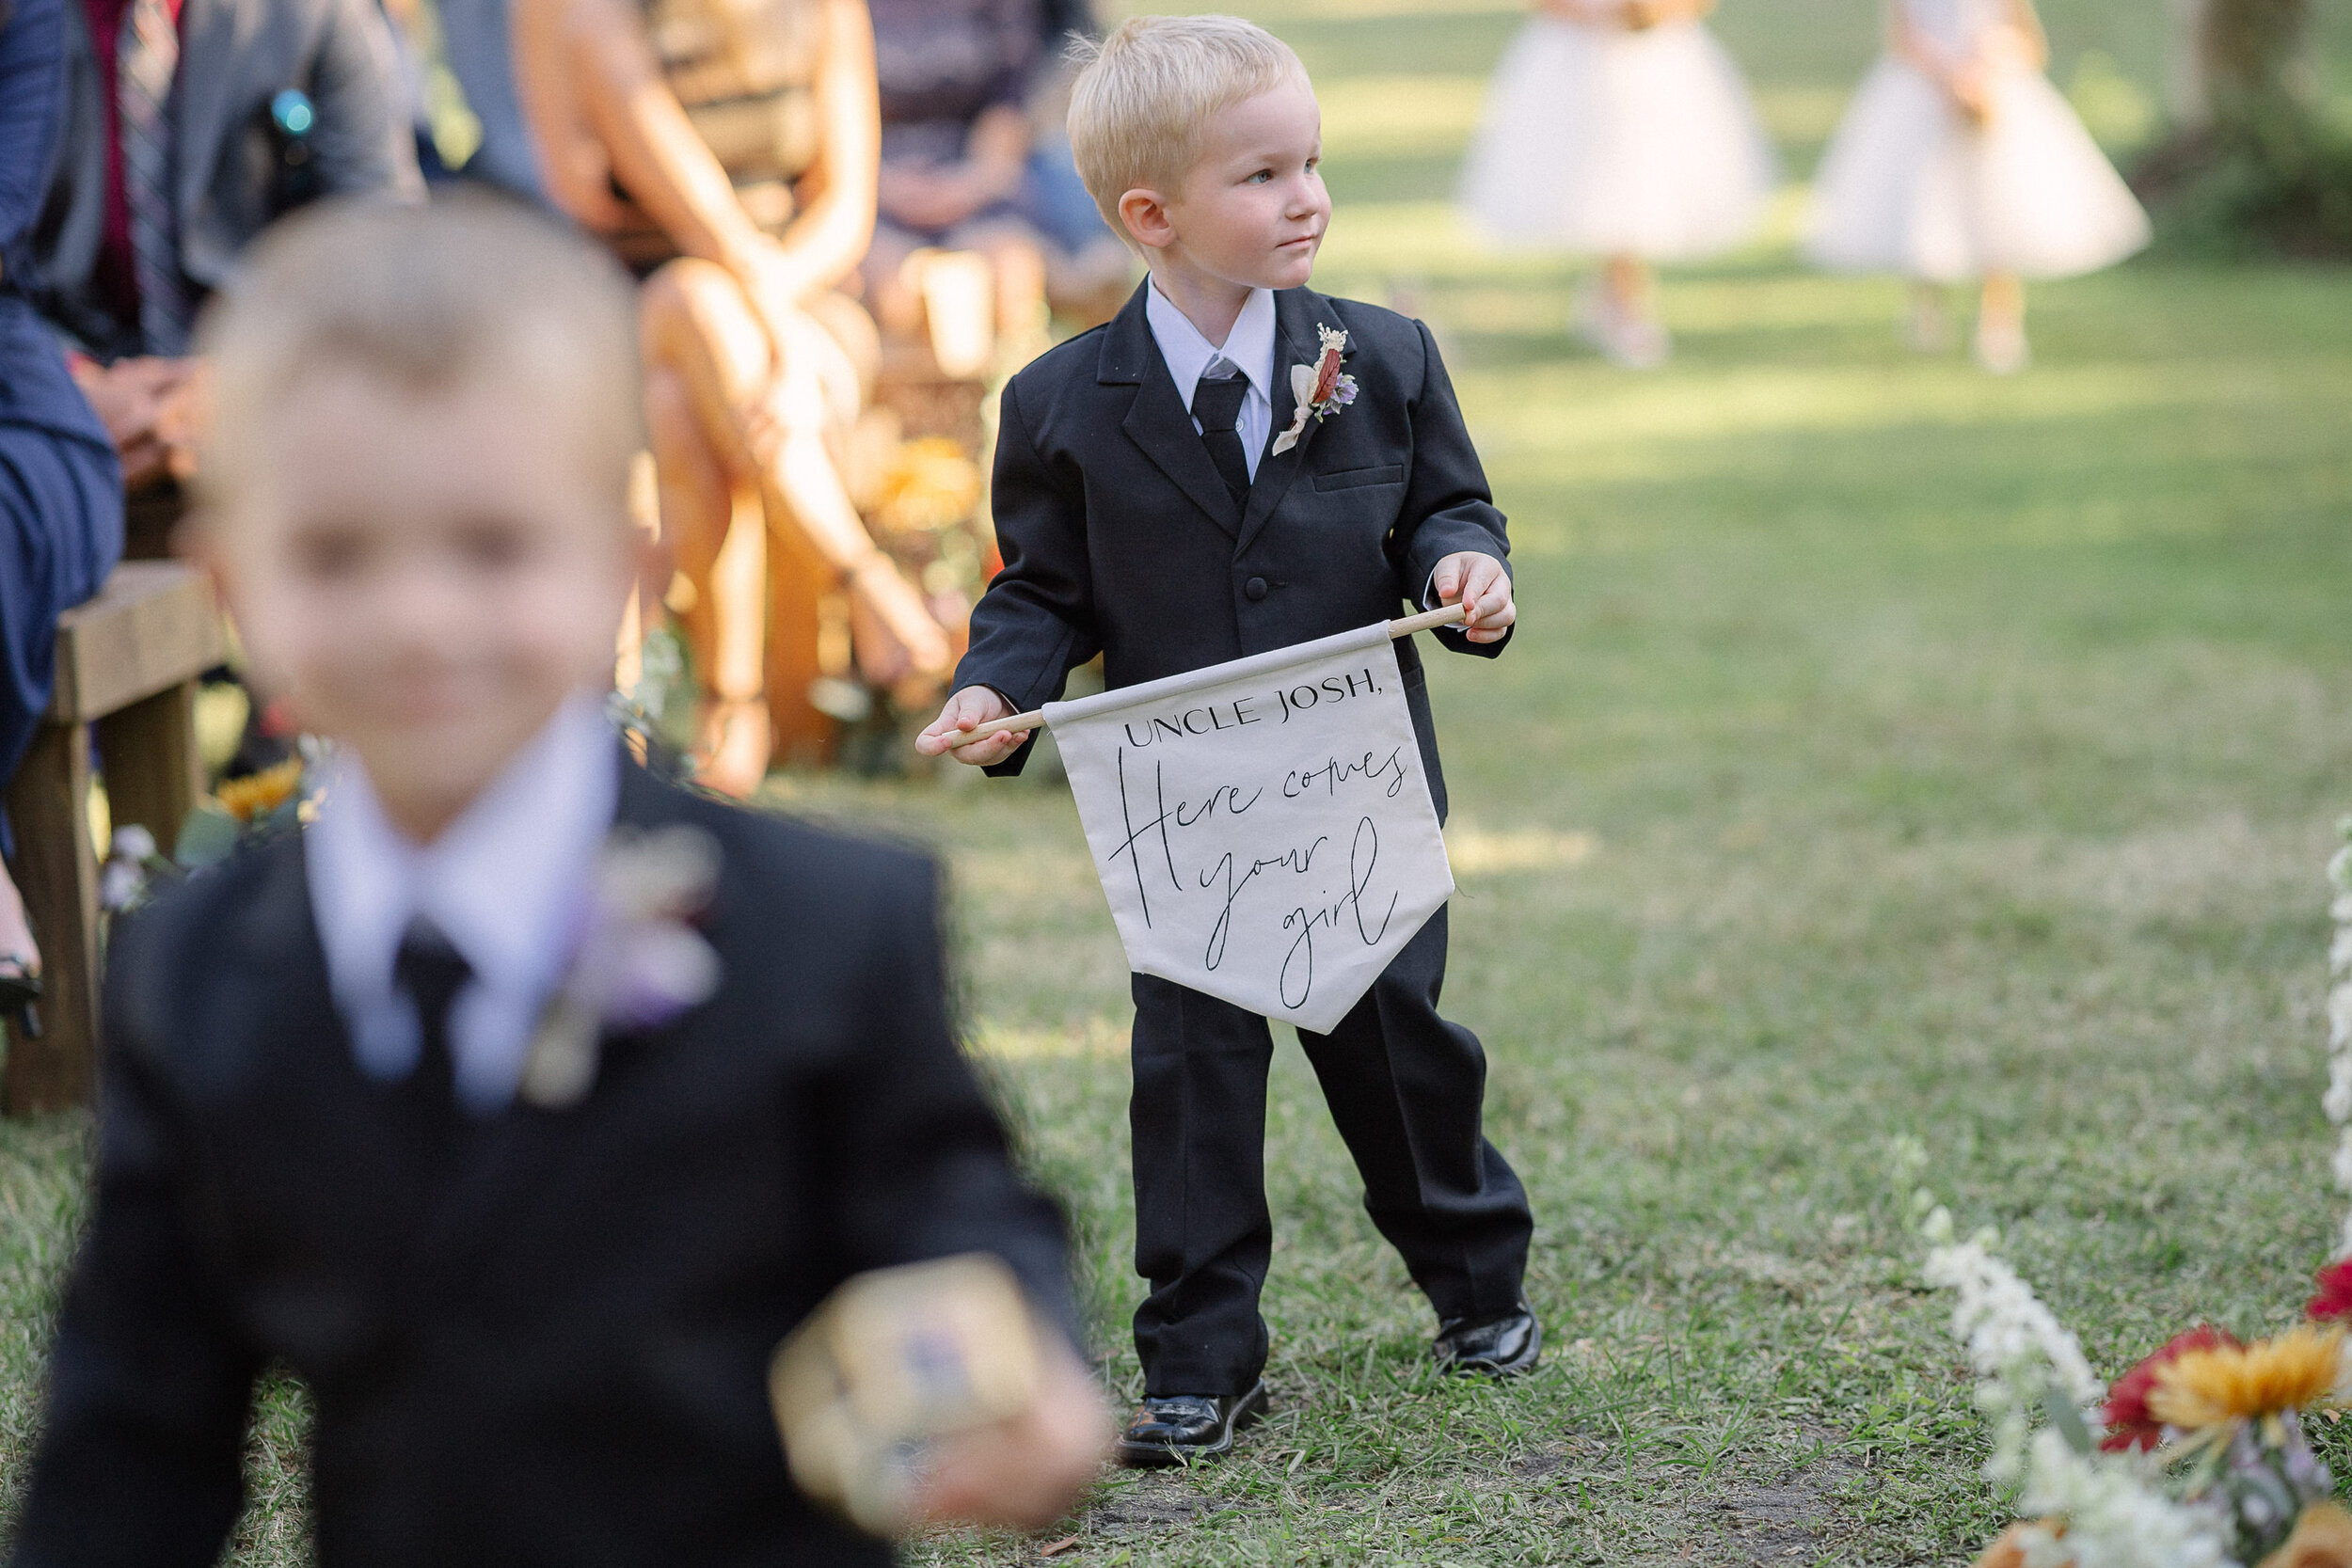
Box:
[1127,905,1534,1396]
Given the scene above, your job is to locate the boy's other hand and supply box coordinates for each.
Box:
[1431,551,1516,643]
[916,685,1029,766]
[912,1337,1112,1530]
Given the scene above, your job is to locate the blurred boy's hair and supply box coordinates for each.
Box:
[196,196,645,516]
[1066,14,1311,233]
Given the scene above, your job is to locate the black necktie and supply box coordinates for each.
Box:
[1193,370,1252,506]
[392,919,473,1166]
[118,0,191,355]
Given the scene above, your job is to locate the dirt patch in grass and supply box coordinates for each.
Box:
[1708,1432,1875,1566]
[1082,1477,1206,1537]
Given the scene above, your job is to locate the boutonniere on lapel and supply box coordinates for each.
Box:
[1270,324,1358,455]
[519,824,723,1109]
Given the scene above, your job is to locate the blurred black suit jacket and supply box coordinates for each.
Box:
[10,761,1073,1568]
[954,280,1512,816]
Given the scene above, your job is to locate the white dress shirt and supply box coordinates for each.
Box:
[305,693,620,1113]
[1141,277,1462,612]
[1144,278,1279,481]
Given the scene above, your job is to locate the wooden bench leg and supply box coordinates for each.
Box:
[96,679,203,860]
[4,722,101,1116]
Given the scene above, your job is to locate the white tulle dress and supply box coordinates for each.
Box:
[1807,0,2150,281]
[1458,13,1777,261]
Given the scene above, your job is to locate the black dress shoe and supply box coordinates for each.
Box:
[1113,1380,1268,1467]
[1434,1302,1542,1377]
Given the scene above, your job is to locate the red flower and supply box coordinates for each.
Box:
[2309,1259,2352,1323]
[2100,1325,2241,1451]
[1310,345,1343,407]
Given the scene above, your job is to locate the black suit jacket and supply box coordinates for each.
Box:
[11,762,1073,1568]
[954,280,1511,815]
[25,0,420,358]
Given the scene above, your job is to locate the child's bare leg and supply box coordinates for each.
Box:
[1603,254,1652,323]
[1904,281,1950,352]
[1599,253,1669,370]
[1974,272,2028,373]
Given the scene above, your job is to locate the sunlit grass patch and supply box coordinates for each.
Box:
[1444,824,1600,879]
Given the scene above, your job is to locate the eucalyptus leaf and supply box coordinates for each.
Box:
[173,802,241,869]
[2042,1387,2094,1455]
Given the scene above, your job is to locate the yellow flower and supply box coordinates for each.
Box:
[215,757,304,825]
[871,437,979,535]
[2149,1323,2344,1431]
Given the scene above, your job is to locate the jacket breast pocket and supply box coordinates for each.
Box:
[1311,464,1406,493]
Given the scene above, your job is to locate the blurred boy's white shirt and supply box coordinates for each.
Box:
[1145,277,1277,479]
[306,692,619,1112]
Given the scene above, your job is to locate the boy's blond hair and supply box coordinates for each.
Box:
[196,196,645,520]
[1067,14,1311,231]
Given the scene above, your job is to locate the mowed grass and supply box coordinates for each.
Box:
[6,3,2352,1564]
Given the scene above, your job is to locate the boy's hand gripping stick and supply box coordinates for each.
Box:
[957,600,1472,744]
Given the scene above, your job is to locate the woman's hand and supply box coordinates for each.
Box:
[879,104,1031,234]
[70,356,200,491]
[878,164,991,231]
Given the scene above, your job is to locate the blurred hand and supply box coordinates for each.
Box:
[155,359,210,483]
[912,1338,1111,1530]
[729,241,829,464]
[1430,551,1516,644]
[878,164,992,233]
[71,356,200,491]
[914,685,1027,767]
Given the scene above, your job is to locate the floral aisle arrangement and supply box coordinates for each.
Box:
[101,747,324,914]
[1913,817,2352,1568]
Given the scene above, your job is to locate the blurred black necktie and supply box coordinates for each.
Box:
[392,919,472,1170]
[1192,368,1252,507]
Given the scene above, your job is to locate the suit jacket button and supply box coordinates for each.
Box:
[1244,576,1269,601]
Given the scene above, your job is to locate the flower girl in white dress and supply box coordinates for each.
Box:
[1808,0,2150,372]
[1459,0,1776,368]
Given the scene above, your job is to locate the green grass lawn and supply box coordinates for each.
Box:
[6,3,2352,1563]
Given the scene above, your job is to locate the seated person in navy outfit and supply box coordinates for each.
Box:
[0,0,126,1034]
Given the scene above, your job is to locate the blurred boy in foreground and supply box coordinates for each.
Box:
[9,198,1105,1567]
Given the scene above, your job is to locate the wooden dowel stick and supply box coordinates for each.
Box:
[957,602,1470,743]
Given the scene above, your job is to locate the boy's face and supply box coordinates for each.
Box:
[206,362,634,840]
[1158,77,1329,291]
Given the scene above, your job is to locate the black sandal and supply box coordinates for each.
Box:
[0,958,42,1040]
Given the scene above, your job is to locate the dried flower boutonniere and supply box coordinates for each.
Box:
[1270,323,1358,455]
[519,823,723,1109]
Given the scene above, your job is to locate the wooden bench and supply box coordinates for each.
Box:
[5,562,225,1115]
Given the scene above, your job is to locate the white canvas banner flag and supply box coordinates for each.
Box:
[1043,622,1454,1034]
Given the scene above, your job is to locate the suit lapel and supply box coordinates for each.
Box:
[232,836,440,1267]
[403,756,705,1289]
[171,0,236,223]
[1100,283,1242,540]
[1236,288,1338,556]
